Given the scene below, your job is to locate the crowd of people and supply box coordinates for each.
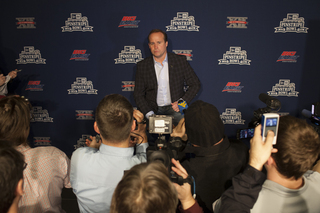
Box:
[0,29,320,213]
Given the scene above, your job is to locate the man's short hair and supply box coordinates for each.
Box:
[272,115,320,179]
[0,96,31,146]
[148,29,168,43]
[95,94,133,142]
[0,140,25,213]
[110,162,178,213]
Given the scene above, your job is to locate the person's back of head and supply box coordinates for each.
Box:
[0,96,31,146]
[95,94,133,143]
[110,162,178,213]
[184,100,224,147]
[272,115,320,179]
[0,140,25,213]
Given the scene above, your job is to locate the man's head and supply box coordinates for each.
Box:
[95,94,134,143]
[148,29,168,60]
[184,100,225,147]
[0,96,31,146]
[110,162,178,213]
[0,141,25,213]
[270,115,320,179]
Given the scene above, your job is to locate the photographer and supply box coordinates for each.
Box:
[110,159,203,213]
[70,94,149,213]
[173,100,248,212]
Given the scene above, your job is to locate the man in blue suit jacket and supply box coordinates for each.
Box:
[134,29,201,125]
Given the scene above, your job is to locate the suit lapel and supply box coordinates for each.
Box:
[148,56,158,87]
[168,53,175,98]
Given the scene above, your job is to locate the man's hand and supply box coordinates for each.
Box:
[130,109,147,145]
[171,158,195,210]
[171,118,187,141]
[0,74,5,86]
[249,125,278,171]
[85,135,101,149]
[8,71,17,79]
[171,101,179,112]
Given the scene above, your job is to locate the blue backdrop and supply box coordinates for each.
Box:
[0,0,319,156]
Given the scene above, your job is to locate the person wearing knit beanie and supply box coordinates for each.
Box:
[179,100,248,213]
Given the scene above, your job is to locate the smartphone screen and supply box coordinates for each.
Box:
[238,128,255,139]
[263,117,278,137]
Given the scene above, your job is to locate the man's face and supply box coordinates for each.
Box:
[148,32,168,60]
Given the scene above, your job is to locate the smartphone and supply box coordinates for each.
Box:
[261,113,279,145]
[237,128,255,140]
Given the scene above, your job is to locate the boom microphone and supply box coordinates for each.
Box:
[259,93,281,110]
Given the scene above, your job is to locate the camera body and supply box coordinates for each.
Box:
[148,114,173,134]
[147,115,187,185]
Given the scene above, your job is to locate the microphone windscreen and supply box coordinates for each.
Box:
[259,93,269,104]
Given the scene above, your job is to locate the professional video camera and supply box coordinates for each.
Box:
[147,114,191,185]
[248,93,281,127]
[237,93,282,140]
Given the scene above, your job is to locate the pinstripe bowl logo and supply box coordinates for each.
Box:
[68,77,98,95]
[16,17,36,29]
[275,13,308,33]
[76,110,94,120]
[34,137,51,146]
[16,46,46,64]
[267,79,299,97]
[115,46,143,64]
[122,81,135,91]
[30,106,53,122]
[74,135,91,149]
[218,47,251,65]
[62,13,93,32]
[166,12,199,32]
[220,108,245,125]
[173,50,193,61]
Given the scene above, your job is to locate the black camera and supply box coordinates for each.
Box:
[147,115,188,185]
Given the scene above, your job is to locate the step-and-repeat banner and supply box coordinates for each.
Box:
[0,0,319,155]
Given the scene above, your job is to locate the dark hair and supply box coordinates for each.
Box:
[0,96,31,146]
[95,94,133,142]
[110,162,178,213]
[148,29,168,43]
[272,115,320,179]
[0,140,25,213]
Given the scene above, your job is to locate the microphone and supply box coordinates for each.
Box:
[259,93,281,110]
[178,99,188,115]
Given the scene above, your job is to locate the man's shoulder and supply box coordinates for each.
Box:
[71,146,97,159]
[168,52,186,60]
[32,146,68,157]
[304,170,320,182]
[137,55,153,65]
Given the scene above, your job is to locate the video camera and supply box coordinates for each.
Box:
[147,115,191,185]
[237,93,282,140]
